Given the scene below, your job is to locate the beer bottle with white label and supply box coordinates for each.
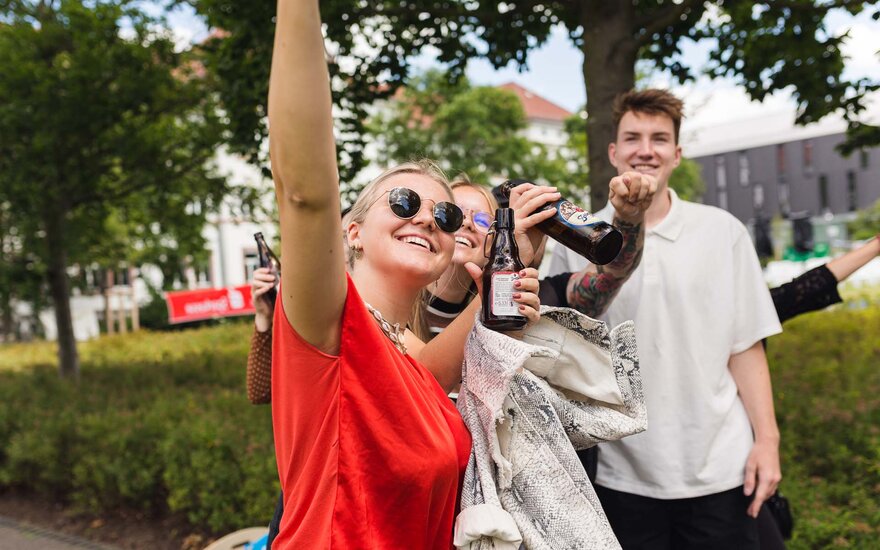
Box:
[254,232,280,307]
[500,179,623,265]
[481,208,527,331]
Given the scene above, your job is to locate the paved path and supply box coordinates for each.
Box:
[0,516,120,550]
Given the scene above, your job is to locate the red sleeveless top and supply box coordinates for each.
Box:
[271,275,471,549]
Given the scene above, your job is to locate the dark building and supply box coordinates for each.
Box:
[690,131,879,224]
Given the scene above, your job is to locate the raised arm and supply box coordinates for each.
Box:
[269,0,347,353]
[565,172,654,317]
[826,234,880,282]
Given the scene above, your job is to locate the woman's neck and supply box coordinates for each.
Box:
[352,268,421,327]
[432,263,473,304]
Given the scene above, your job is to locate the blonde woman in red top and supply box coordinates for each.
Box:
[267,1,544,548]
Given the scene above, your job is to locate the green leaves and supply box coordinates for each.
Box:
[0,0,229,374]
[369,70,574,188]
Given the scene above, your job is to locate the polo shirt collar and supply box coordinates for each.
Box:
[650,188,684,242]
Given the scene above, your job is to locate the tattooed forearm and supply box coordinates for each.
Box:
[565,216,644,318]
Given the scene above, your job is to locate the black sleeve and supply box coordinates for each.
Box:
[539,272,573,308]
[770,265,842,324]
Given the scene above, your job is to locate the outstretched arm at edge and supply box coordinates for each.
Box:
[269,0,347,354]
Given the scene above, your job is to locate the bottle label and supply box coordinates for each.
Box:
[491,272,523,317]
[556,201,601,228]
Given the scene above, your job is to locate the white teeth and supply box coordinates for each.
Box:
[400,236,432,252]
[455,236,473,248]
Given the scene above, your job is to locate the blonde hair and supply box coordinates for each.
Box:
[449,172,499,213]
[347,160,453,231]
[345,160,453,342]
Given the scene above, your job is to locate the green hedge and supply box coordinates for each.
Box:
[767,305,880,548]
[0,323,278,533]
[0,308,878,543]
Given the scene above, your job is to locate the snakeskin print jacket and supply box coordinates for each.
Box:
[454,306,646,550]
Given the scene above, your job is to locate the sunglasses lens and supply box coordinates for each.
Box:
[388,187,420,218]
[473,212,492,231]
[434,202,463,233]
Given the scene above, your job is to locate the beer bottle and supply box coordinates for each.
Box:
[481,208,527,331]
[501,179,623,265]
[254,232,280,307]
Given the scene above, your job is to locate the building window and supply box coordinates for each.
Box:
[244,250,259,283]
[818,174,829,213]
[738,152,750,186]
[860,150,869,170]
[776,144,786,176]
[847,171,858,212]
[777,181,790,216]
[753,183,764,212]
[715,156,728,211]
[803,140,814,175]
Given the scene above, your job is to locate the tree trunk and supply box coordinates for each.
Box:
[581,0,638,211]
[46,213,80,379]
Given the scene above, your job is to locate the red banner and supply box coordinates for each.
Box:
[164,285,255,324]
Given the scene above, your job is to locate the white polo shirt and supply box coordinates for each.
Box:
[568,189,782,499]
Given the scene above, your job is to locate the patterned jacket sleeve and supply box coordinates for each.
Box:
[246,326,273,405]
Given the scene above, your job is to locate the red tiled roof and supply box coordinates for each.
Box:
[497,82,572,122]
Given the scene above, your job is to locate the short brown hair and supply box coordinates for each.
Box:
[612,89,684,143]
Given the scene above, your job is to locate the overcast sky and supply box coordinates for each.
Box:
[164,4,879,133]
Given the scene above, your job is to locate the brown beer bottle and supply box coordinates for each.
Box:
[254,232,280,307]
[500,179,623,265]
[481,208,527,331]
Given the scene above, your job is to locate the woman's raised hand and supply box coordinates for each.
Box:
[507,182,559,266]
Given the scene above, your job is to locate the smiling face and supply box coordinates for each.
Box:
[609,111,682,189]
[450,186,494,268]
[347,173,455,288]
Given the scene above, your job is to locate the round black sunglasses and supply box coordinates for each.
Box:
[369,187,464,233]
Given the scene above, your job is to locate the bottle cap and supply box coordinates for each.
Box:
[494,208,515,229]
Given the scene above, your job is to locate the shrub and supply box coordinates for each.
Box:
[0,309,878,542]
[0,324,278,534]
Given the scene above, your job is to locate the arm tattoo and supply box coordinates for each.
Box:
[565,216,644,318]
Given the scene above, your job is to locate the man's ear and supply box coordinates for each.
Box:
[608,142,619,169]
[673,144,682,169]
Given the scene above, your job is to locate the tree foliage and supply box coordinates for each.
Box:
[369,71,572,194]
[185,0,879,210]
[847,198,880,240]
[0,0,227,376]
[668,158,707,202]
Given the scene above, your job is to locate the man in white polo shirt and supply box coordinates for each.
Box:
[549,89,782,548]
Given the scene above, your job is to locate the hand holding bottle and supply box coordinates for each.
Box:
[251,267,276,333]
[608,171,657,223]
[501,179,623,265]
[506,182,560,265]
[466,263,542,329]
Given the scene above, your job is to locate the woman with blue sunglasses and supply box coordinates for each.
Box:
[267,2,543,548]
[417,175,499,342]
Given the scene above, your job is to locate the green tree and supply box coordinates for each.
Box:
[668,158,706,202]
[0,0,227,378]
[186,0,878,210]
[369,71,571,193]
[847,198,880,239]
